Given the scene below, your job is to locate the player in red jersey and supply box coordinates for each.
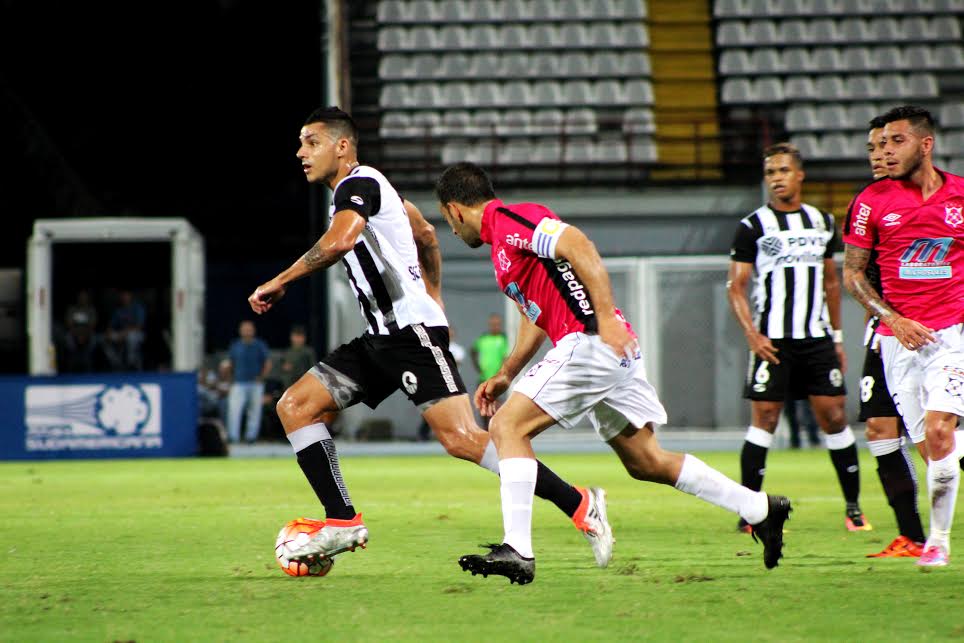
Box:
[843,105,964,567]
[434,162,792,584]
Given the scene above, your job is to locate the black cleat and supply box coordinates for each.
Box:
[459,543,535,585]
[750,495,792,570]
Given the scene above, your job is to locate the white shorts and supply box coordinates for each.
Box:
[879,323,964,444]
[512,332,668,442]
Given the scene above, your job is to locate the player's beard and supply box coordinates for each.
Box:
[890,147,924,182]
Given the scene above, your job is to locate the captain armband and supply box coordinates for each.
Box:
[531,218,570,259]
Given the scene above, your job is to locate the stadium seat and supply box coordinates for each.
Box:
[504,81,533,107]
[849,103,879,129]
[564,80,594,105]
[502,52,531,78]
[841,47,874,72]
[410,26,439,50]
[411,0,440,22]
[751,48,783,74]
[559,24,590,47]
[848,75,878,101]
[622,52,652,77]
[721,78,755,103]
[934,44,964,69]
[532,139,563,163]
[437,110,471,136]
[838,0,870,13]
[588,23,619,47]
[625,80,654,105]
[560,0,595,19]
[756,77,784,102]
[532,80,564,106]
[531,0,562,20]
[441,140,495,165]
[812,48,843,73]
[565,109,598,134]
[813,76,847,101]
[596,79,625,105]
[477,0,505,20]
[809,18,842,44]
[472,110,501,136]
[474,25,504,49]
[621,0,648,18]
[380,83,413,108]
[786,105,819,131]
[903,17,935,41]
[623,108,656,134]
[792,134,823,160]
[714,0,747,17]
[597,52,623,76]
[530,24,561,48]
[532,109,565,135]
[943,131,964,155]
[411,111,441,135]
[498,110,533,136]
[868,17,901,41]
[379,54,408,79]
[745,0,772,16]
[816,103,852,130]
[941,103,964,128]
[747,20,779,45]
[437,25,469,50]
[628,138,658,163]
[441,82,474,108]
[469,52,503,78]
[378,26,411,51]
[783,48,813,74]
[410,82,443,108]
[564,137,597,164]
[717,21,749,46]
[934,18,962,40]
[531,53,558,77]
[904,45,936,70]
[906,74,939,98]
[779,20,813,45]
[377,1,410,24]
[439,53,471,79]
[562,52,593,77]
[936,0,964,10]
[784,76,817,101]
[504,0,534,20]
[947,157,964,175]
[379,112,414,138]
[719,50,751,75]
[622,24,650,48]
[594,139,629,164]
[499,138,534,165]
[812,0,844,13]
[821,132,851,159]
[839,18,872,43]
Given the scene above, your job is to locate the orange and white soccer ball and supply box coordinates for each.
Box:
[275,518,335,577]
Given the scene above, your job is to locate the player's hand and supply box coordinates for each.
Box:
[475,373,510,417]
[599,314,638,362]
[747,331,780,364]
[834,342,848,374]
[888,315,936,351]
[248,279,287,314]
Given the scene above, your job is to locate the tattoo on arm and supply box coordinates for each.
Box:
[418,241,442,291]
[300,243,327,272]
[843,246,896,320]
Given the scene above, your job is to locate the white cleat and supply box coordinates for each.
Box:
[575,487,614,568]
[288,516,369,562]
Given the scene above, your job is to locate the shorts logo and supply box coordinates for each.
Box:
[350,195,364,206]
[946,204,963,228]
[945,376,964,398]
[829,368,843,388]
[401,371,418,395]
[760,237,783,257]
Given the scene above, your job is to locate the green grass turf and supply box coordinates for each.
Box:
[2,449,964,642]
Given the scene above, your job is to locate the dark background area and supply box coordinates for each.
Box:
[0,0,328,370]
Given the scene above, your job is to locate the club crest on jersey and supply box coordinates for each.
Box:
[946,204,964,228]
[498,248,511,271]
[760,237,783,256]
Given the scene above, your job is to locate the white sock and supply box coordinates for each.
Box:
[499,458,537,559]
[745,426,774,448]
[479,440,500,474]
[674,454,769,525]
[285,423,331,453]
[825,426,856,450]
[927,451,960,553]
[867,438,901,457]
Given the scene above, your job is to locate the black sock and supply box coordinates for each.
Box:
[295,440,356,520]
[534,460,583,518]
[740,442,768,492]
[829,444,861,504]
[876,449,925,543]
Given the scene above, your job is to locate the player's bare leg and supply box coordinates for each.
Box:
[608,423,790,569]
[865,416,925,557]
[919,411,960,567]
[276,373,368,562]
[424,394,611,566]
[736,400,782,532]
[811,394,869,531]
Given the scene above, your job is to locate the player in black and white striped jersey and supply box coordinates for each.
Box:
[246,107,611,566]
[727,142,870,533]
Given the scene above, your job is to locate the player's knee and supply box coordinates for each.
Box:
[865,417,896,442]
[821,406,847,432]
[276,387,312,426]
[755,408,781,430]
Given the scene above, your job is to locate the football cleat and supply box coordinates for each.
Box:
[866,535,924,558]
[917,544,949,568]
[572,486,614,568]
[287,513,368,562]
[459,543,535,585]
[750,495,792,570]
[736,518,753,534]
[846,506,873,532]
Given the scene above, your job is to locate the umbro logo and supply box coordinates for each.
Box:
[883,213,901,227]
[350,195,364,206]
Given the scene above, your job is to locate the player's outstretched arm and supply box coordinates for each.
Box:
[843,244,935,351]
[247,209,367,315]
[475,314,545,416]
[554,225,636,359]
[726,260,780,364]
[822,257,847,373]
[404,199,443,309]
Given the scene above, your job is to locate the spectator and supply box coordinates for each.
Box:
[280,324,317,389]
[226,320,272,444]
[65,290,98,334]
[107,289,146,370]
[471,314,509,427]
[57,318,110,373]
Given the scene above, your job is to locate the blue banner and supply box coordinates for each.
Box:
[0,372,197,460]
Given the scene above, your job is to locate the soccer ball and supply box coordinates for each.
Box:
[275,518,335,577]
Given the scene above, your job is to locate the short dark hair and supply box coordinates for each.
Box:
[879,105,935,136]
[290,324,306,336]
[763,142,803,168]
[435,162,497,206]
[868,115,887,130]
[304,106,358,146]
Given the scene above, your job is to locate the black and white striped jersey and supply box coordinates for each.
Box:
[331,165,447,335]
[730,203,839,339]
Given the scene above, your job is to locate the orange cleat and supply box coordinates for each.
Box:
[866,535,924,558]
[846,512,873,532]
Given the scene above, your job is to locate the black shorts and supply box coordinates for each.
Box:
[311,324,466,410]
[858,343,899,421]
[743,337,846,401]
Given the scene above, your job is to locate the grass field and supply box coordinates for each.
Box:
[3,449,963,641]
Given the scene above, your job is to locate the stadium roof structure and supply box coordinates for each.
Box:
[27,218,205,375]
